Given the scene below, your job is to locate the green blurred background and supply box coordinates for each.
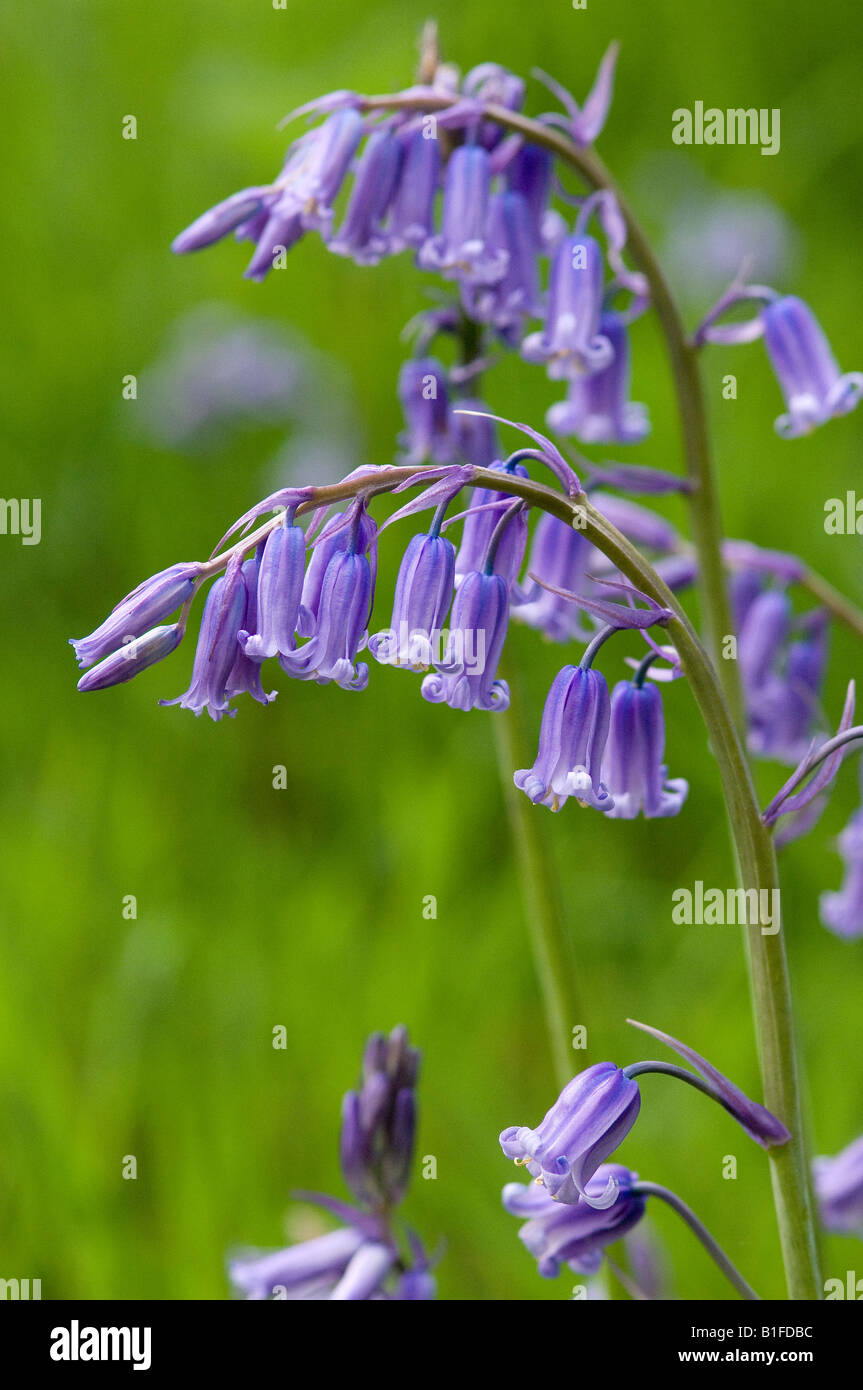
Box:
[2,0,862,1300]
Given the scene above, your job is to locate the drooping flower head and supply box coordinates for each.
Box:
[500,1062,641,1206]
[601,672,688,819]
[369,531,455,671]
[237,515,306,663]
[330,126,404,265]
[227,553,278,706]
[397,357,457,465]
[820,790,863,941]
[421,566,510,712]
[462,190,542,341]
[280,504,375,691]
[418,145,509,287]
[763,295,863,439]
[813,1135,863,1234]
[386,128,440,253]
[71,562,201,669]
[522,233,612,379]
[160,558,247,721]
[514,665,613,811]
[546,310,650,444]
[503,1165,645,1278]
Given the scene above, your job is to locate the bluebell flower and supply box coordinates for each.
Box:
[297,504,376,639]
[226,555,278,706]
[514,513,593,642]
[514,665,613,811]
[369,532,455,671]
[280,547,372,691]
[397,357,457,465]
[76,624,183,693]
[813,1135,863,1234]
[330,127,403,265]
[763,295,863,438]
[229,1226,371,1300]
[500,1062,641,1205]
[387,128,440,253]
[546,311,650,443]
[421,569,510,711]
[820,803,863,940]
[71,562,200,669]
[522,234,613,379]
[174,109,363,281]
[339,1025,420,1209]
[503,1165,645,1277]
[505,143,566,252]
[462,191,542,340]
[418,145,509,286]
[160,560,247,720]
[601,677,688,819]
[237,518,306,662]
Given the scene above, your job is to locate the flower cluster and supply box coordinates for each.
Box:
[229,1026,435,1300]
[500,1019,788,1289]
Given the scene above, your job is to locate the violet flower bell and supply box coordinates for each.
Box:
[763,295,863,439]
[418,145,508,287]
[226,554,278,707]
[500,1062,641,1206]
[601,670,688,819]
[229,1225,369,1301]
[173,109,363,281]
[505,142,566,253]
[71,562,201,669]
[160,559,247,720]
[237,516,306,663]
[158,565,245,720]
[421,567,510,712]
[521,233,613,379]
[397,357,457,465]
[329,126,404,265]
[813,1135,863,1235]
[503,1165,645,1278]
[462,190,542,341]
[297,502,377,639]
[280,542,373,691]
[514,664,613,812]
[820,794,863,941]
[546,310,650,444]
[386,128,440,253]
[76,624,183,693]
[369,531,455,671]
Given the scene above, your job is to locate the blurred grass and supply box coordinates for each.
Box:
[1,0,862,1300]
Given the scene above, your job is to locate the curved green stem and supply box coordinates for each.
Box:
[633,1182,760,1301]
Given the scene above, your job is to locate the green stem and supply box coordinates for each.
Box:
[493,657,584,1089]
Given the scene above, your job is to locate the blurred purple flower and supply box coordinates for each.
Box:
[813,1136,863,1234]
[503,1165,645,1277]
[547,311,650,444]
